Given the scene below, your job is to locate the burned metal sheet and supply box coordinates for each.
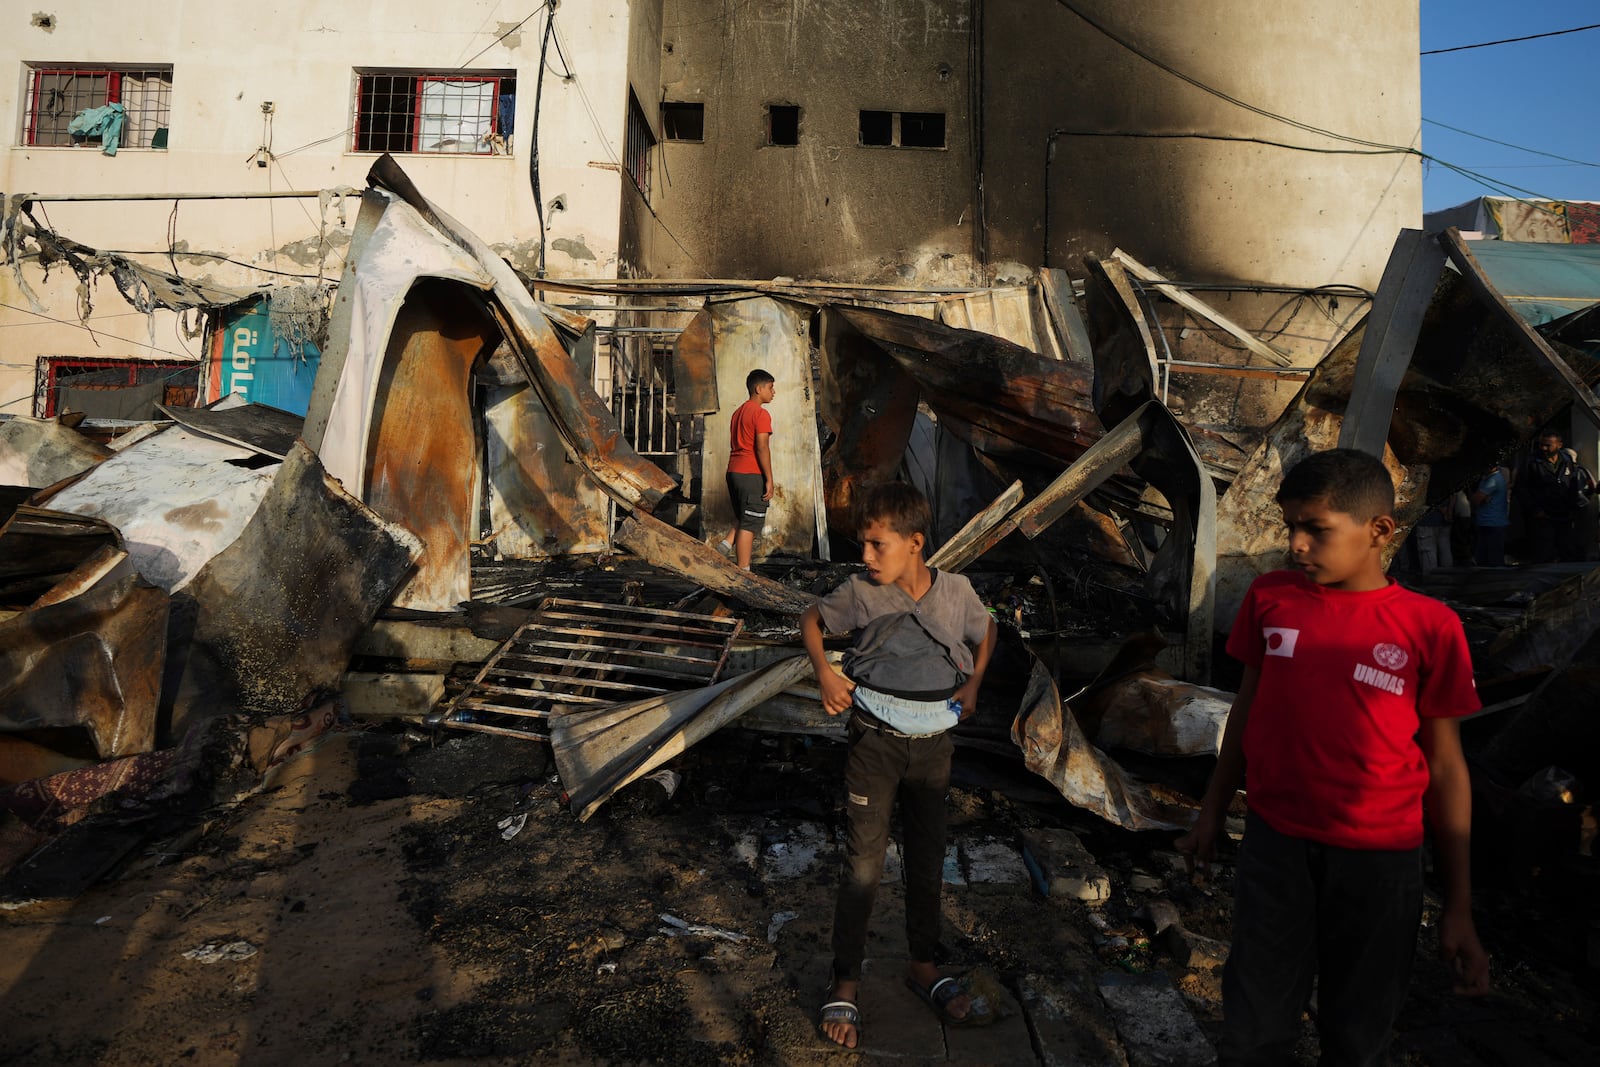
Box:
[1478,562,1600,683]
[156,402,304,460]
[828,303,1101,468]
[46,426,279,593]
[1069,633,1231,758]
[698,297,825,559]
[1011,401,1218,682]
[1217,228,1600,628]
[0,505,122,606]
[0,547,168,759]
[0,417,112,489]
[1011,652,1194,832]
[432,597,742,741]
[483,380,614,558]
[166,441,422,740]
[671,307,720,416]
[817,306,922,532]
[363,156,676,511]
[552,654,813,822]
[363,281,494,610]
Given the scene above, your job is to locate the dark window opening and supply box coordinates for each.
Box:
[661,102,704,141]
[354,71,515,154]
[23,65,173,149]
[858,109,947,149]
[767,104,799,146]
[859,109,893,147]
[900,111,945,148]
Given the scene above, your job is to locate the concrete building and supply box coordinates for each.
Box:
[1,0,662,416]
[3,1,1424,419]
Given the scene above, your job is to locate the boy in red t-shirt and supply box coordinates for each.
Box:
[716,369,776,569]
[1178,448,1490,1065]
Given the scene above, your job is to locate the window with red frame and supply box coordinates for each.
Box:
[23,65,172,148]
[35,357,199,419]
[353,71,516,155]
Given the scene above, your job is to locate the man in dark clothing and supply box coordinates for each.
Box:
[1519,430,1591,563]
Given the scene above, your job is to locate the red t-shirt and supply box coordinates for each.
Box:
[1226,571,1479,850]
[727,399,772,475]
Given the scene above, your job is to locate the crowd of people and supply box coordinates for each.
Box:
[1407,429,1596,572]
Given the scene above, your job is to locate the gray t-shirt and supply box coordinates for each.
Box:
[814,569,992,699]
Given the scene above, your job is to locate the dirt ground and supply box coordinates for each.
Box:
[2,712,1597,1067]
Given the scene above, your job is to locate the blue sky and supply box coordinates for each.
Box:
[1420,0,1600,211]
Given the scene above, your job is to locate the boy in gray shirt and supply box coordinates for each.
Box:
[801,482,998,1049]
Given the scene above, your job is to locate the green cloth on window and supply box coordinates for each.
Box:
[67,102,126,156]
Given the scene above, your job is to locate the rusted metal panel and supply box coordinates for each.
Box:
[483,381,614,558]
[671,307,720,415]
[0,547,168,759]
[0,417,112,489]
[362,281,493,610]
[829,304,1102,468]
[697,297,823,558]
[365,156,676,512]
[613,510,814,616]
[47,426,279,593]
[167,441,422,741]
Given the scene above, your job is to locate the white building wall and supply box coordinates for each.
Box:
[1,1,640,415]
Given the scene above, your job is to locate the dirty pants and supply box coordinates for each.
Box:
[831,716,952,982]
[1221,814,1422,1067]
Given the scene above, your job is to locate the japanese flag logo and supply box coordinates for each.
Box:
[1263,627,1300,658]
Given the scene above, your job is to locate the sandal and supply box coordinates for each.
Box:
[906,975,991,1028]
[818,999,861,1048]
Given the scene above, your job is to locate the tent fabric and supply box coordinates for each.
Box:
[1459,240,1600,326]
[1424,196,1600,245]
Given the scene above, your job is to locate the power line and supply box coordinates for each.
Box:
[1422,23,1600,56]
[1423,118,1600,170]
[1048,1,1573,209]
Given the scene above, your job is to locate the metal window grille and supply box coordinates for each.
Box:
[624,93,655,198]
[353,72,511,154]
[23,66,172,148]
[601,331,680,460]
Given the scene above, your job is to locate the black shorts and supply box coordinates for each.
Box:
[726,471,768,534]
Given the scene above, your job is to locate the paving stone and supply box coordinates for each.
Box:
[801,954,946,1059]
[1019,973,1129,1067]
[943,844,965,885]
[1020,829,1111,904]
[959,835,1030,885]
[1096,972,1216,1067]
[943,971,1038,1064]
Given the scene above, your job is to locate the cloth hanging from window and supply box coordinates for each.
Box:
[67,102,126,156]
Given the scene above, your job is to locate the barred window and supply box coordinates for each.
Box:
[23,65,173,149]
[353,70,516,155]
[624,91,655,198]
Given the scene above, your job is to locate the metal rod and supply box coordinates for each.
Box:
[20,190,328,201]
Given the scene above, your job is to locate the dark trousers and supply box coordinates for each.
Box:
[1530,515,1580,563]
[831,719,953,982]
[1221,814,1422,1067]
[1475,525,1506,567]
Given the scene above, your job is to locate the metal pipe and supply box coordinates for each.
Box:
[20,191,328,201]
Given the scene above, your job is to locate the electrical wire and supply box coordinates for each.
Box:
[1046,3,1578,210]
[1422,23,1600,55]
[1422,118,1600,170]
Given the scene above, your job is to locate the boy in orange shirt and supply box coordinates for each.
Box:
[1179,449,1489,1065]
[716,369,776,570]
